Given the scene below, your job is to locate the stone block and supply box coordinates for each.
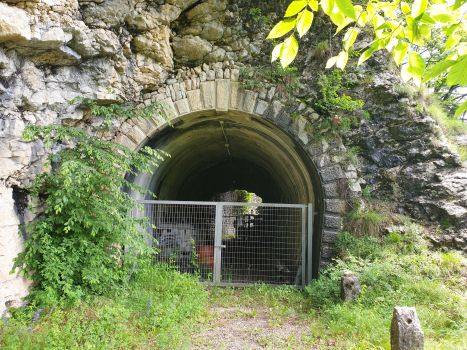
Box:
[254,100,269,116]
[324,214,343,229]
[114,134,137,151]
[125,125,147,145]
[186,89,203,112]
[159,98,178,121]
[391,307,424,350]
[174,98,191,116]
[308,139,330,157]
[289,117,307,137]
[133,117,157,137]
[200,81,216,110]
[341,271,361,302]
[216,79,230,112]
[320,164,345,182]
[242,90,258,114]
[230,68,239,81]
[263,100,284,123]
[325,199,347,214]
[313,153,331,168]
[229,82,243,110]
[323,182,339,198]
[322,229,339,243]
[321,245,336,259]
[266,86,276,101]
[276,112,293,130]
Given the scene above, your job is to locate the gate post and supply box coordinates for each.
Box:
[307,203,313,284]
[213,203,223,284]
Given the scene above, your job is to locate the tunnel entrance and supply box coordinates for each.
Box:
[127,111,324,281]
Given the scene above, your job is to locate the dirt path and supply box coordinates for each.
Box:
[189,306,337,350]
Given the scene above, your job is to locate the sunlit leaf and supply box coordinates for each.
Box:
[420,13,436,24]
[411,0,427,19]
[454,99,467,118]
[407,53,426,78]
[446,34,461,50]
[357,11,368,26]
[335,18,355,33]
[453,0,467,10]
[430,4,452,23]
[308,0,319,12]
[343,28,359,50]
[321,0,335,16]
[297,10,314,37]
[267,18,297,39]
[444,24,458,36]
[419,24,431,39]
[357,46,376,66]
[280,35,299,68]
[401,64,413,82]
[447,55,467,86]
[422,59,456,83]
[271,42,284,62]
[335,0,357,19]
[326,55,338,68]
[330,10,346,26]
[393,42,408,66]
[285,0,308,17]
[336,50,349,69]
[401,2,411,14]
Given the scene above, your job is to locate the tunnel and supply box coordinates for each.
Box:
[126,111,324,280]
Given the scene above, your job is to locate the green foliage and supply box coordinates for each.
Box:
[0,265,209,349]
[239,62,302,100]
[12,93,169,305]
[313,70,364,133]
[271,0,467,118]
[305,229,467,348]
[249,8,273,28]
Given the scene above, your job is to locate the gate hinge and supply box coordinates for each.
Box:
[215,245,226,248]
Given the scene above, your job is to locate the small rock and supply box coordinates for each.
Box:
[341,273,361,302]
[391,307,424,350]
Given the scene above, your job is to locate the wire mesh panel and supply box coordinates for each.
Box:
[131,201,308,287]
[219,203,305,287]
[131,201,217,282]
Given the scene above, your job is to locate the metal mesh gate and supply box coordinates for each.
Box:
[131,200,311,288]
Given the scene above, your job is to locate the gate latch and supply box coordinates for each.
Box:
[215,245,226,249]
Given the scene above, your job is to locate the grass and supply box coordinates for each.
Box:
[1,228,466,349]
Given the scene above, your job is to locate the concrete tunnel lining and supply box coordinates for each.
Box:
[126,111,324,279]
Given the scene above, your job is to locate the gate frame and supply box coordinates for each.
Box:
[136,200,313,288]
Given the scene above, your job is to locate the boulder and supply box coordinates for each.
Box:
[173,35,212,61]
[0,3,31,42]
[340,270,361,302]
[132,26,173,68]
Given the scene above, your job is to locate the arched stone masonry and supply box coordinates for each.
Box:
[113,65,361,271]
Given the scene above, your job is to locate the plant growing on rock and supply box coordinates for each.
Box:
[12,93,169,305]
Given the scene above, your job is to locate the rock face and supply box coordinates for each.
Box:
[1,0,467,308]
[391,307,424,350]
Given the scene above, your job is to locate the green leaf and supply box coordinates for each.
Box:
[335,0,357,19]
[393,42,409,66]
[267,18,297,39]
[330,10,346,26]
[422,59,456,83]
[447,55,467,86]
[336,50,349,69]
[407,52,426,77]
[401,1,411,14]
[321,0,335,16]
[454,98,467,118]
[419,13,436,24]
[357,46,376,66]
[453,0,467,10]
[446,34,461,50]
[326,55,338,68]
[285,0,307,17]
[297,10,314,37]
[444,24,459,37]
[280,35,299,68]
[411,0,427,19]
[430,4,452,23]
[271,42,284,62]
[308,0,319,11]
[343,28,359,50]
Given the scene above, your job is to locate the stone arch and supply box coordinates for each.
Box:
[114,71,358,275]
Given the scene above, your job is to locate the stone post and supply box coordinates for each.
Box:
[340,270,361,302]
[391,307,424,350]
